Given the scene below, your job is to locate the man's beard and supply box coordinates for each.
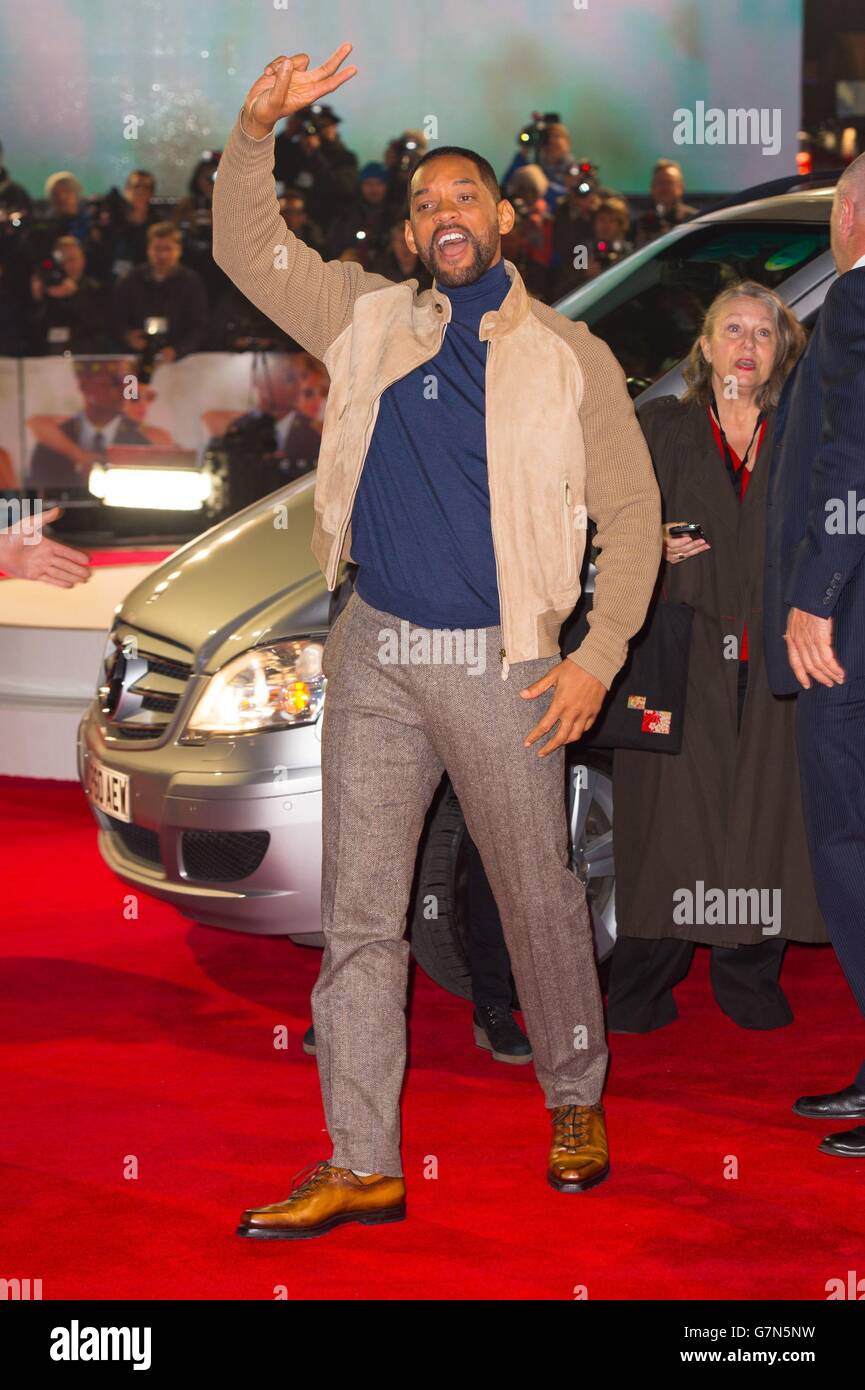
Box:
[418,225,499,288]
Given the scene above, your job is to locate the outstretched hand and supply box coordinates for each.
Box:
[0,506,90,587]
[242,43,358,139]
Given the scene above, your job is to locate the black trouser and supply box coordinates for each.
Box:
[607,660,793,1032]
[606,934,791,1031]
[795,677,865,1088]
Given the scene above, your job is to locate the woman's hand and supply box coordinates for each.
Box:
[663,522,711,565]
[242,44,358,139]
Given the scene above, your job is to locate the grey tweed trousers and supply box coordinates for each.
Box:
[310,589,608,1177]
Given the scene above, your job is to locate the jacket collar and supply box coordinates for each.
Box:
[427,258,530,340]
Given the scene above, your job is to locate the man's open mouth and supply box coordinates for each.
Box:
[434,228,470,261]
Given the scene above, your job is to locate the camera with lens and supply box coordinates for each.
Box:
[564,160,599,195]
[35,251,66,289]
[138,315,169,382]
[203,400,285,517]
[0,203,28,239]
[508,195,532,220]
[386,134,420,176]
[516,111,563,161]
[590,238,627,271]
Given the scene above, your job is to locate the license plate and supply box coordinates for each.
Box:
[88,759,131,823]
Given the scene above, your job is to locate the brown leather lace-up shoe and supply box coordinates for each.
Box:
[548,1104,610,1193]
[236,1160,406,1240]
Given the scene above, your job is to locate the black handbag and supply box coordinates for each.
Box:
[560,591,694,753]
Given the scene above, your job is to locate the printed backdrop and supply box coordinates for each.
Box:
[0,353,323,488]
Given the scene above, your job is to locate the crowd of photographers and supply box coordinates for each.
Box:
[0,108,700,362]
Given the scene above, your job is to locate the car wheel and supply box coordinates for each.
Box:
[408,757,617,1000]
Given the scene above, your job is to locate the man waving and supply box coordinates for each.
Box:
[213,44,660,1239]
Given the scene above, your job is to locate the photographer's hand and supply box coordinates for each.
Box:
[242,43,358,140]
[46,277,78,299]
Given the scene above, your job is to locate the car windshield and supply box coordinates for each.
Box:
[555,220,831,391]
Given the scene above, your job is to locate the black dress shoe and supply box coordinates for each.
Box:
[792,1084,865,1120]
[473,1004,533,1065]
[818,1124,865,1158]
[302,1024,316,1056]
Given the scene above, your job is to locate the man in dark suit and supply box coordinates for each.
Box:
[27,357,150,493]
[764,152,865,1157]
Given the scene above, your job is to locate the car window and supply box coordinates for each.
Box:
[556,222,830,393]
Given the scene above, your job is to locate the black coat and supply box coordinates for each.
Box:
[29,276,111,356]
[273,137,358,229]
[111,264,208,359]
[612,396,826,946]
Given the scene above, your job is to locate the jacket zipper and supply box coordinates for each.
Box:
[484,337,510,680]
[328,319,449,588]
[561,476,577,587]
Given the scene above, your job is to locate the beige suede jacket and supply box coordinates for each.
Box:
[212,111,661,687]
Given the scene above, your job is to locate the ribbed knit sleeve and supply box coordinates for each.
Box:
[569,326,663,688]
[212,110,393,362]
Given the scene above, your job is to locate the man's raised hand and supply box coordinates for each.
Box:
[242,44,358,139]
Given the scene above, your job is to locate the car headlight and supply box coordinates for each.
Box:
[180,639,326,738]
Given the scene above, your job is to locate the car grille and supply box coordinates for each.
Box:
[102,624,194,742]
[106,816,162,867]
[182,830,270,882]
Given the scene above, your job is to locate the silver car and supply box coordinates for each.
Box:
[78,181,836,996]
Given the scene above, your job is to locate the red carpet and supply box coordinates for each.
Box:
[2,775,863,1301]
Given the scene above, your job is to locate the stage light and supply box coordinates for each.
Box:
[88,465,213,510]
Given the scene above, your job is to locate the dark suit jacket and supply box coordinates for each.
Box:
[27,414,151,492]
[764,267,865,695]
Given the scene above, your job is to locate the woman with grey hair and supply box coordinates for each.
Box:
[608,281,827,1033]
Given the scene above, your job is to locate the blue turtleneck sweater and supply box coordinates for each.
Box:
[350,257,510,628]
